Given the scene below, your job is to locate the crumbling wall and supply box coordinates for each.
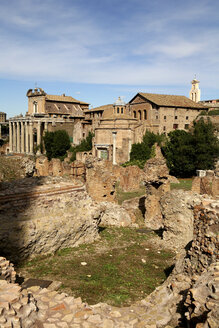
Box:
[85,157,146,202]
[0,178,101,262]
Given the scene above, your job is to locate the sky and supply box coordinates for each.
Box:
[0,0,219,117]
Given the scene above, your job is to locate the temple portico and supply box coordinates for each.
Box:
[9,118,50,155]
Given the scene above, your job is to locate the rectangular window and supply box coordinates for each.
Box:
[156,115,158,120]
[185,124,189,130]
[164,115,166,120]
[173,124,178,130]
[186,116,189,120]
[163,126,166,131]
[175,116,178,119]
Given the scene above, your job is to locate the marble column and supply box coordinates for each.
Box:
[37,121,41,154]
[25,121,29,154]
[21,122,25,153]
[16,122,21,153]
[12,122,17,152]
[29,122,33,154]
[9,122,13,153]
[112,131,117,165]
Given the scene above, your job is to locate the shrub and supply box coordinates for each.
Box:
[162,119,219,177]
[124,131,166,168]
[70,132,94,161]
[43,130,71,160]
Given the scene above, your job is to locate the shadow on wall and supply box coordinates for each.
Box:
[0,176,46,264]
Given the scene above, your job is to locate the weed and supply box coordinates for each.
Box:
[17,226,174,307]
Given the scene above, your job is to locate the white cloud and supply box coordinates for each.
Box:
[0,0,218,91]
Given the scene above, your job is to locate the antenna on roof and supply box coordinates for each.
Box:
[34,82,38,89]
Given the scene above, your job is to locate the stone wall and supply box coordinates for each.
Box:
[160,190,202,250]
[192,174,219,197]
[0,256,16,283]
[0,178,101,262]
[85,158,146,202]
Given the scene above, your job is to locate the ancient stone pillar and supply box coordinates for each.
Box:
[112,131,117,165]
[9,122,13,153]
[21,122,25,153]
[37,121,41,154]
[13,122,17,152]
[16,121,21,153]
[29,122,33,154]
[25,121,29,153]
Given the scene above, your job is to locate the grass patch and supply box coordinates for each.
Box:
[116,186,145,205]
[17,227,174,307]
[170,178,193,191]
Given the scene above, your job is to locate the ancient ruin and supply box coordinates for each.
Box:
[0,140,218,327]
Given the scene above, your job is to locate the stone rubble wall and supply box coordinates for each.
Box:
[160,190,203,251]
[0,178,102,263]
[85,158,146,202]
[185,261,219,328]
[0,257,16,283]
[192,175,219,197]
[0,280,38,328]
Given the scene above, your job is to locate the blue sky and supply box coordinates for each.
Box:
[0,0,219,117]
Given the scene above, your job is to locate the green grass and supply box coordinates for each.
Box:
[116,186,146,205]
[17,227,174,307]
[170,178,193,191]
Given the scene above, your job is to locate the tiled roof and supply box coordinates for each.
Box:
[137,93,207,109]
[84,104,112,112]
[45,102,84,116]
[46,94,89,105]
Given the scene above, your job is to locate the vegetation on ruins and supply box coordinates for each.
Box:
[43,130,71,160]
[162,118,219,177]
[198,109,219,116]
[17,226,174,307]
[122,131,166,169]
[70,132,94,161]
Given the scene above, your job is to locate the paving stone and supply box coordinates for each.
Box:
[101,318,114,328]
[62,313,74,323]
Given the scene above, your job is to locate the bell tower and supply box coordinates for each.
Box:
[189,78,201,103]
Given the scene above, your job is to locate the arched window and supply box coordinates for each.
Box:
[138,110,141,120]
[121,107,123,114]
[117,107,120,114]
[133,111,136,118]
[143,110,147,120]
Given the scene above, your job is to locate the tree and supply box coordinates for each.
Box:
[43,130,71,160]
[192,118,219,170]
[162,119,219,177]
[162,130,196,177]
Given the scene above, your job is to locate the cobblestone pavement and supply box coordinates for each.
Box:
[30,285,171,328]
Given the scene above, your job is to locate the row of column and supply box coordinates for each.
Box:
[9,121,46,154]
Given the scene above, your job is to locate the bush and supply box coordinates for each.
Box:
[162,119,219,177]
[70,132,94,161]
[125,131,166,168]
[208,109,219,116]
[43,130,71,160]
